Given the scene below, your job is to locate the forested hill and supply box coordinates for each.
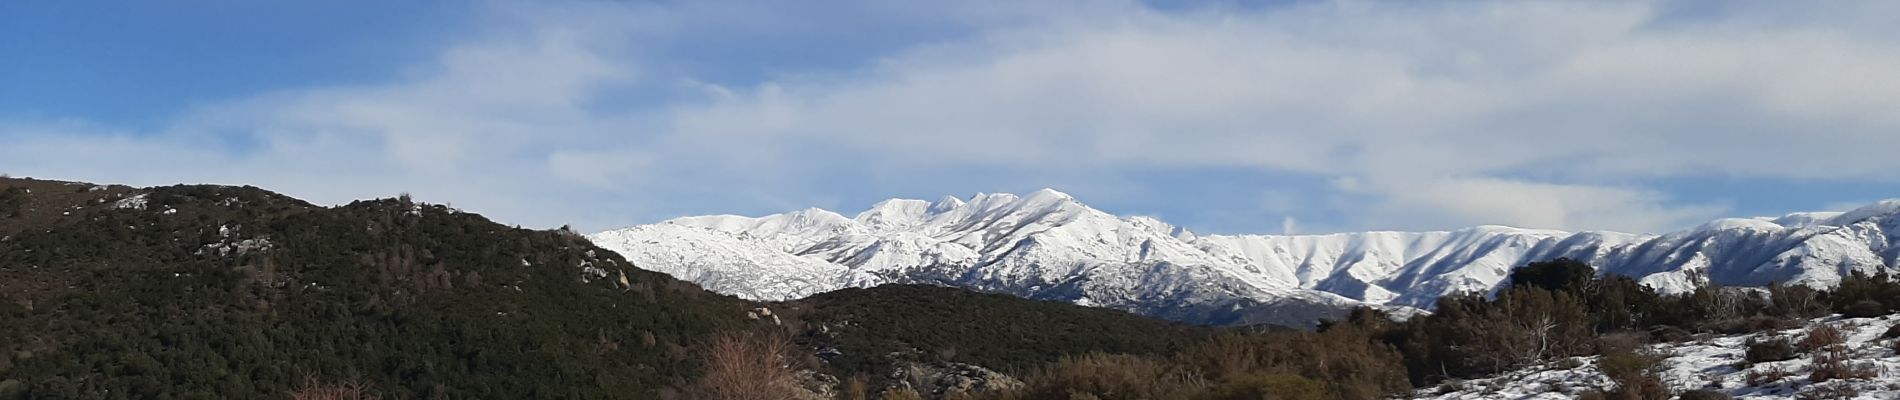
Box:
[0,177,755,398]
[778,284,1221,379]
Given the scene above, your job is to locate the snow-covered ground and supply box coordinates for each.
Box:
[1417,315,1900,399]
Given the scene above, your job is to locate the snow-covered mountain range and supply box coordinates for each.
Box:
[588,189,1900,326]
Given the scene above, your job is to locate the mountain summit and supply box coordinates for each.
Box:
[590,190,1900,326]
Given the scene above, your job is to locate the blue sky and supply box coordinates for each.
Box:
[5,1,1900,235]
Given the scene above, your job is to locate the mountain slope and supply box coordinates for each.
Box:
[591,189,1900,326]
[0,177,756,398]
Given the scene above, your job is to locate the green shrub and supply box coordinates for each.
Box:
[1841,300,1886,319]
[1828,272,1900,317]
[0,186,25,218]
[1744,337,1797,364]
[1509,258,1596,292]
[1703,316,1798,335]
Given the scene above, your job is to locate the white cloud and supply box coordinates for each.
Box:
[0,9,645,229]
[1355,177,1727,233]
[633,1,1900,231]
[5,1,1898,233]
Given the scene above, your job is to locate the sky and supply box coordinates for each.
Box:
[5,0,1900,235]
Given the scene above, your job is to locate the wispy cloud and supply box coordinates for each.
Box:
[4,1,1896,233]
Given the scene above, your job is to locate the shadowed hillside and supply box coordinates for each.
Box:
[778,284,1221,382]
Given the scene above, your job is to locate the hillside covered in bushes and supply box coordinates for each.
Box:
[0,177,759,398]
[987,259,1900,399]
[0,177,1236,399]
[708,259,1900,400]
[780,284,1222,380]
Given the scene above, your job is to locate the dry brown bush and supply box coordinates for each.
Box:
[1594,334,1670,400]
[838,376,870,400]
[289,376,380,400]
[1744,366,1795,387]
[878,388,925,400]
[677,331,808,400]
[1010,353,1208,400]
[1796,384,1861,400]
[1797,324,1846,353]
[1809,347,1877,383]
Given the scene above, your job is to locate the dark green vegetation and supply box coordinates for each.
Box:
[939,259,1900,400]
[0,177,755,398]
[779,284,1219,378]
[0,177,1240,399]
[0,186,25,218]
[1386,258,1851,387]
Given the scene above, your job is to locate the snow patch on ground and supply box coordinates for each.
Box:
[1416,315,1900,399]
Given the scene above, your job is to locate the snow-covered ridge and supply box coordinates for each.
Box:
[590,190,1900,325]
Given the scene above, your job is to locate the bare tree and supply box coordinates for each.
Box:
[290,376,380,400]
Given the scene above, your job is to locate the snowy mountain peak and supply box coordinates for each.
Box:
[593,193,1900,326]
[929,195,966,214]
[857,199,935,230]
[1826,199,1900,226]
[964,192,1024,211]
[1024,187,1075,202]
[1691,217,1788,233]
[1768,212,1844,228]
[1458,225,1572,236]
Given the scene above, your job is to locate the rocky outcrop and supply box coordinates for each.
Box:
[886,360,1024,398]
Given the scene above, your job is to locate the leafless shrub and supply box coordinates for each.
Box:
[1745,367,1794,387]
[1809,346,1877,383]
[1011,353,1209,400]
[1796,384,1861,400]
[676,331,807,400]
[1798,324,1846,353]
[878,388,925,400]
[289,376,380,400]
